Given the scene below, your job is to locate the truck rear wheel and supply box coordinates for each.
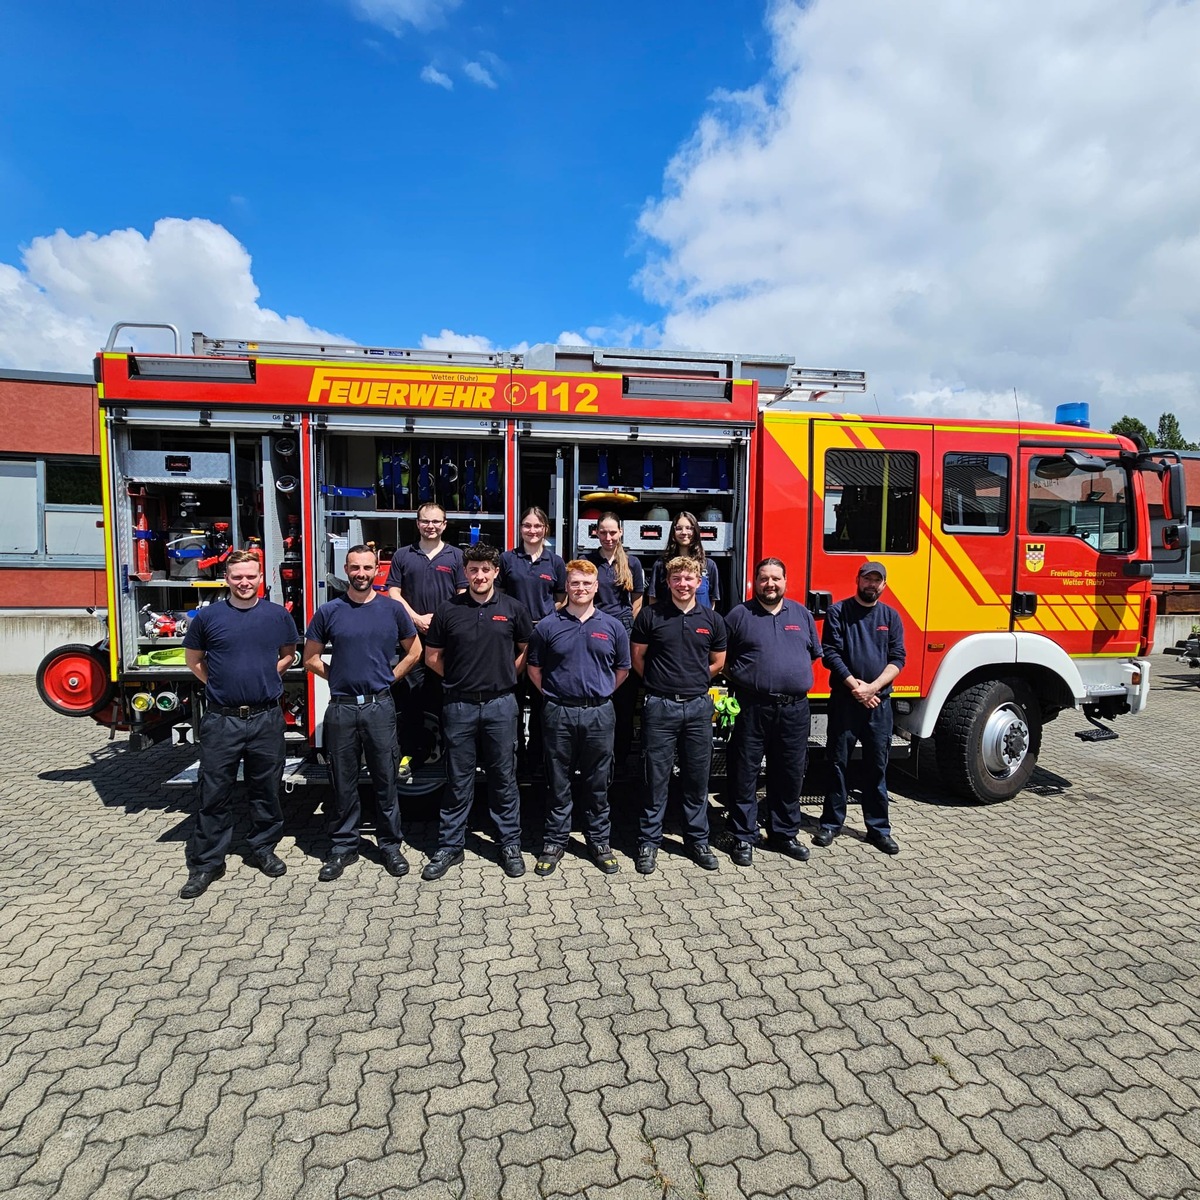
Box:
[36,643,114,718]
[934,679,1042,803]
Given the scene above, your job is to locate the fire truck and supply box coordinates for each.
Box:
[34,323,1188,802]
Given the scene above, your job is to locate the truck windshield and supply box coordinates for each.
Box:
[1027,456,1132,553]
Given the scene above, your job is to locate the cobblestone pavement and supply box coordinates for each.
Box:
[3,659,1200,1200]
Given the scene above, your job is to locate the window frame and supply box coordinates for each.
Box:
[941,452,1011,536]
[0,455,105,568]
[822,448,920,556]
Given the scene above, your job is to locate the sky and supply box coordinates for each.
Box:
[2,0,1199,434]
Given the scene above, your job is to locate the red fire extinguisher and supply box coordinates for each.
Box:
[133,488,153,580]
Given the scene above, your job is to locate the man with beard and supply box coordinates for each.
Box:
[813,561,906,855]
[303,545,422,881]
[421,543,534,880]
[722,557,823,867]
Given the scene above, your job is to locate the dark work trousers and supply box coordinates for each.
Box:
[726,697,810,841]
[516,679,544,767]
[394,664,442,763]
[324,694,404,855]
[639,693,714,847]
[438,692,522,851]
[541,700,616,848]
[820,695,893,837]
[611,673,639,777]
[189,706,286,872]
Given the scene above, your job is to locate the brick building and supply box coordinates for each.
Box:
[0,369,106,671]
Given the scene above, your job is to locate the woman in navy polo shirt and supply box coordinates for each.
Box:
[500,507,567,771]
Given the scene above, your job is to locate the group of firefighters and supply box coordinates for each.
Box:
[177,503,906,900]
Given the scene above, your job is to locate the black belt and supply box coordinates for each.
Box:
[211,700,278,718]
[646,690,707,702]
[548,696,611,708]
[739,690,808,706]
[446,687,513,704]
[328,690,392,706]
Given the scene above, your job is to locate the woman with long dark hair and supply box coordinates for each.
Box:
[648,510,720,610]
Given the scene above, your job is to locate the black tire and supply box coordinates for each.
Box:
[36,642,115,718]
[934,678,1042,803]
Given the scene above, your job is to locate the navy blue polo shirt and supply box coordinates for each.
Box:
[724,598,822,697]
[499,546,567,620]
[425,590,534,692]
[585,550,645,631]
[527,607,631,702]
[822,597,906,697]
[183,599,298,708]
[384,542,466,615]
[649,557,720,610]
[630,599,727,697]
[304,593,418,696]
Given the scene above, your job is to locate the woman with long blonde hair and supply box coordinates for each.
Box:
[586,511,645,776]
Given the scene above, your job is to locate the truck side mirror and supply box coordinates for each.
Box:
[1162,523,1191,551]
[1163,462,1187,522]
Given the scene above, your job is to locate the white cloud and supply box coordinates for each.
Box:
[419,329,495,352]
[0,218,347,372]
[463,61,497,89]
[638,0,1200,433]
[348,0,461,35]
[420,63,453,90]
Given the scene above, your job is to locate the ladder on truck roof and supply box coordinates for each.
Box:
[106,324,866,398]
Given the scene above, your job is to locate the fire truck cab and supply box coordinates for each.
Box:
[34,323,1187,803]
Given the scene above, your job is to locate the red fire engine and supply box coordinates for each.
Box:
[34,324,1188,802]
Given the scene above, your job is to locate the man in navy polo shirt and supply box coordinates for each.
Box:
[814,561,906,855]
[723,557,823,867]
[421,543,534,881]
[526,559,630,876]
[385,501,466,773]
[630,556,727,874]
[179,551,299,900]
[304,546,422,882]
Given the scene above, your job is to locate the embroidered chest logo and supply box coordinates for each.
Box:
[492,615,509,622]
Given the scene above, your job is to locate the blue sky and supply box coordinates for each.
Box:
[0,0,766,349]
[3,0,1200,434]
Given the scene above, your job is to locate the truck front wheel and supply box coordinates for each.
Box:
[934,679,1042,803]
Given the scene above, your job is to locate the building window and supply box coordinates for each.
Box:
[823,450,918,554]
[942,453,1010,534]
[0,457,104,566]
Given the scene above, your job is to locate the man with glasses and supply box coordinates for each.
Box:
[526,560,630,876]
[385,502,466,773]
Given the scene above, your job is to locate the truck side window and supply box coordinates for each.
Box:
[1028,457,1132,552]
[942,453,1009,534]
[822,450,918,554]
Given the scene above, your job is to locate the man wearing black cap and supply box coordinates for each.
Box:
[814,561,906,854]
